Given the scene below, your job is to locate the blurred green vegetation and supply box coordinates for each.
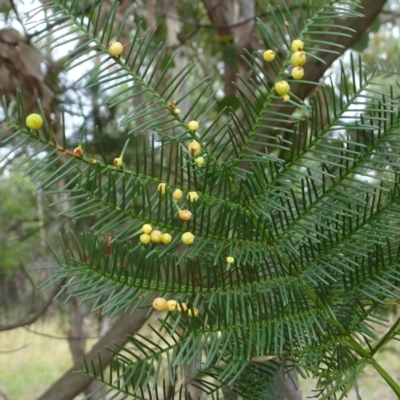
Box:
[0,173,42,276]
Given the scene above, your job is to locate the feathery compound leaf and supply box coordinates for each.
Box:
[3,0,400,398]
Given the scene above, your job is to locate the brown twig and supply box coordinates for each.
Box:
[0,344,29,353]
[0,279,65,332]
[0,387,9,400]
[23,326,99,341]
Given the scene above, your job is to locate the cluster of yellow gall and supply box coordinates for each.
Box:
[140,224,172,245]
[290,39,306,82]
[188,140,204,166]
[158,145,204,245]
[158,184,199,205]
[142,184,197,247]
[187,122,204,165]
[263,39,306,103]
[152,297,198,316]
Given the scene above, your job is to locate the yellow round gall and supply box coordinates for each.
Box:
[152,297,168,311]
[195,156,205,166]
[263,50,275,62]
[173,189,183,200]
[291,51,306,67]
[291,39,304,52]
[161,233,172,244]
[108,41,123,56]
[291,67,304,80]
[188,120,199,131]
[167,300,177,311]
[140,233,151,245]
[142,224,152,234]
[26,113,43,130]
[274,80,290,96]
[150,230,162,243]
[188,140,201,156]
[182,232,194,245]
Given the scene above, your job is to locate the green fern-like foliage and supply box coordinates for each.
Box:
[3,0,400,399]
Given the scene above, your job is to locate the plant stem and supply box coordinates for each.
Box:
[371,316,400,356]
[370,358,400,398]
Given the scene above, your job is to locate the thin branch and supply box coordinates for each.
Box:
[0,279,65,332]
[23,326,99,341]
[0,344,29,353]
[174,3,304,44]
[371,316,400,356]
[20,263,37,306]
[8,0,29,38]
[26,0,102,41]
[0,148,25,175]
[0,388,9,400]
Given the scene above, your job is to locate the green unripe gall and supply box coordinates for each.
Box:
[195,156,205,166]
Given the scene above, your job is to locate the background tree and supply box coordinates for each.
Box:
[2,0,400,399]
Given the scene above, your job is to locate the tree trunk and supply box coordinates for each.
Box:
[36,294,157,400]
